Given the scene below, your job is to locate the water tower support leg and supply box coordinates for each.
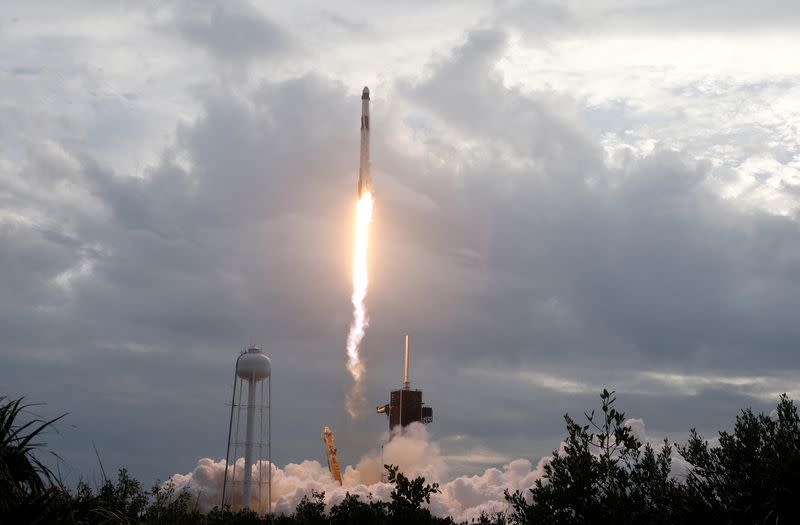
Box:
[242,377,257,509]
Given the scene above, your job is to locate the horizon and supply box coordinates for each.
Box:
[2,0,800,507]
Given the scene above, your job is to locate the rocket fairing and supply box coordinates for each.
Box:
[358,86,371,197]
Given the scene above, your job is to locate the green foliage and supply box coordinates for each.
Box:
[473,511,507,524]
[505,390,800,525]
[0,397,64,497]
[0,396,66,523]
[328,492,387,525]
[96,469,149,521]
[292,490,327,525]
[505,389,679,525]
[207,505,266,525]
[5,392,800,524]
[677,394,800,524]
[143,479,202,524]
[385,463,452,524]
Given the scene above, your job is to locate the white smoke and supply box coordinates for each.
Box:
[167,423,546,521]
[168,419,681,521]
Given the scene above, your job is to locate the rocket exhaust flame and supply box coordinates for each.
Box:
[345,86,373,418]
[346,191,373,417]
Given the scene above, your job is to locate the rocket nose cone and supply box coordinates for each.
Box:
[362,86,370,100]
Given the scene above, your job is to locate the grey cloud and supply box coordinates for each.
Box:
[504,0,800,39]
[322,11,370,34]
[2,20,800,488]
[1,75,373,481]
[500,0,800,36]
[600,0,800,33]
[398,28,601,179]
[359,29,800,382]
[174,1,292,62]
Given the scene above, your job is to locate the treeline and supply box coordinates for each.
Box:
[2,390,800,524]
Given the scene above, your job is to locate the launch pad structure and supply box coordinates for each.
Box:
[376,336,433,430]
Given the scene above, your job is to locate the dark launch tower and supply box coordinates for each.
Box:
[376,336,433,430]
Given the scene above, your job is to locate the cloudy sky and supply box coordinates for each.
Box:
[2,0,800,486]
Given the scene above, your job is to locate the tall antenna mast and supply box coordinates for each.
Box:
[376,334,433,429]
[403,335,410,390]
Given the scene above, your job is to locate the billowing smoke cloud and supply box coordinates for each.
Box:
[168,423,546,521]
[168,418,698,521]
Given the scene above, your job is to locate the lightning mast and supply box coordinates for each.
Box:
[376,335,433,430]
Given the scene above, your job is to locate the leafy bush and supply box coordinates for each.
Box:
[0,396,66,523]
[505,390,800,525]
[676,394,800,524]
[505,389,677,525]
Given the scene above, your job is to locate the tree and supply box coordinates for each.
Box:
[144,479,202,525]
[7,389,800,525]
[385,464,449,524]
[678,394,800,524]
[292,490,327,525]
[0,396,66,524]
[505,390,677,525]
[329,492,387,525]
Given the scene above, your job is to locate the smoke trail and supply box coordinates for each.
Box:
[345,192,373,417]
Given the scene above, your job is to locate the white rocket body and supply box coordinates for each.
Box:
[358,86,371,196]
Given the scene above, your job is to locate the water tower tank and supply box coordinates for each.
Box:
[236,347,271,380]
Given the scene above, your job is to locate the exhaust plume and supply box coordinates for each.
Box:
[168,419,682,521]
[168,423,545,521]
[345,191,373,417]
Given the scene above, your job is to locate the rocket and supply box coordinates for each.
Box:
[357,86,371,197]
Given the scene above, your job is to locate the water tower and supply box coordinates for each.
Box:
[221,346,271,514]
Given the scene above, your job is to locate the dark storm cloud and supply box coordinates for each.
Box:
[2,21,799,486]
[1,74,392,481]
[369,29,800,376]
[74,77,360,347]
